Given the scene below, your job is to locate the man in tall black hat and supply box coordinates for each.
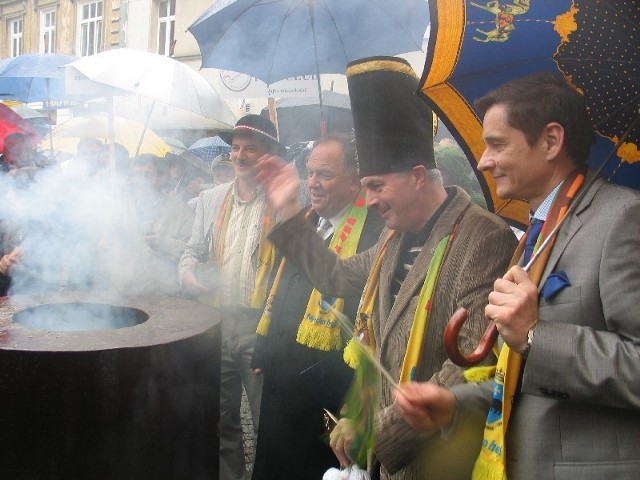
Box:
[179,114,286,480]
[255,57,517,480]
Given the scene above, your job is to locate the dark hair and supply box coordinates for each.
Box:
[475,73,596,164]
[309,133,359,174]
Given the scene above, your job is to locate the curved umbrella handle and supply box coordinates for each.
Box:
[443,307,498,368]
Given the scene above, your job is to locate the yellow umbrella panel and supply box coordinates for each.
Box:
[41,114,171,157]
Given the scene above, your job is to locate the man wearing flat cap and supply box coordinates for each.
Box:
[179,114,285,480]
[256,57,517,480]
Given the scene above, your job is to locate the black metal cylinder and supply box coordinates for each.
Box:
[0,293,220,480]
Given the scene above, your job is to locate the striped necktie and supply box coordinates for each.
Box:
[317,218,333,240]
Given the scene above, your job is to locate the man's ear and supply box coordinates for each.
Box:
[411,164,428,189]
[542,122,565,161]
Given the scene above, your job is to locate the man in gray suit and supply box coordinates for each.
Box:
[256,57,517,480]
[395,73,640,479]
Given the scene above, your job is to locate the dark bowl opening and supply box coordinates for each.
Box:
[13,302,149,332]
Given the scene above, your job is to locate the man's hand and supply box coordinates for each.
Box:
[181,264,210,294]
[329,418,357,468]
[485,265,539,353]
[255,154,301,221]
[0,247,23,275]
[394,382,457,432]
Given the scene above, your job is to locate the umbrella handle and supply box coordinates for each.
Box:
[443,307,498,367]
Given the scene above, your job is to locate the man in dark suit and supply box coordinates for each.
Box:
[395,72,640,479]
[250,134,385,480]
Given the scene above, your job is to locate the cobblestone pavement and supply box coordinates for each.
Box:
[241,388,256,479]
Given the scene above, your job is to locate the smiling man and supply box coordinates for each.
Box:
[250,134,385,480]
[395,72,640,480]
[255,56,517,480]
[179,114,284,480]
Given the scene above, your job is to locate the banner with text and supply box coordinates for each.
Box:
[217,70,320,98]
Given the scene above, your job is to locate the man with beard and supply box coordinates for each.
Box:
[250,134,384,479]
[179,115,286,480]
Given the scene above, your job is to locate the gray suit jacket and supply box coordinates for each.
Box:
[453,176,640,479]
[270,187,517,480]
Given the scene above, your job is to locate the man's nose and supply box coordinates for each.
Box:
[364,189,378,208]
[477,149,493,171]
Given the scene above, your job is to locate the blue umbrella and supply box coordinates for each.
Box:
[0,53,78,103]
[186,136,231,163]
[188,0,428,84]
[188,0,428,131]
[420,0,640,229]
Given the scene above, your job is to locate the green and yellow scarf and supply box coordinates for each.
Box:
[344,217,463,383]
[472,170,585,480]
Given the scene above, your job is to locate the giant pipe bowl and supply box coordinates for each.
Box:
[0,292,220,480]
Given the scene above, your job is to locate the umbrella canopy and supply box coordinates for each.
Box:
[188,0,429,85]
[67,48,236,125]
[0,103,41,151]
[186,136,231,163]
[0,53,78,103]
[420,0,640,228]
[263,90,353,144]
[41,114,171,157]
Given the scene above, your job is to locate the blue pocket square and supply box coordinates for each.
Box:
[541,271,571,301]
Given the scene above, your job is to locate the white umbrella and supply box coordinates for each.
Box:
[67,48,235,122]
[66,48,236,156]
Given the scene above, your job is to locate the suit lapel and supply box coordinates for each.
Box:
[540,176,602,285]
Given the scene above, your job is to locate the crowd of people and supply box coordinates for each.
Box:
[2,54,639,480]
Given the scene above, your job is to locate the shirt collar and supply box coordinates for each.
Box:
[531,181,563,222]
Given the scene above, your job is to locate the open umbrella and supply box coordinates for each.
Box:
[0,53,81,157]
[0,103,41,152]
[40,114,171,157]
[420,0,639,229]
[0,53,78,103]
[261,90,353,145]
[188,0,428,129]
[186,136,231,163]
[67,48,236,157]
[420,0,640,365]
[67,48,236,127]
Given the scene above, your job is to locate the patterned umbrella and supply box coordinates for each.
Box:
[186,136,231,163]
[420,0,640,229]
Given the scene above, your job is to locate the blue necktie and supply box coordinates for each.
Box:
[523,219,543,264]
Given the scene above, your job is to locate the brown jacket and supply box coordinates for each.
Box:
[269,187,517,480]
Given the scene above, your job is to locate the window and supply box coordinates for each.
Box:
[41,10,56,53]
[157,0,176,56]
[9,18,23,57]
[78,1,103,56]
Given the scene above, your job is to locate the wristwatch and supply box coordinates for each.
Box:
[521,327,535,359]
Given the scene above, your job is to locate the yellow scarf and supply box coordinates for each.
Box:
[257,193,368,351]
[209,185,276,309]
[472,170,585,480]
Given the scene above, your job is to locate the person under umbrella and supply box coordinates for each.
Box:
[394,72,640,480]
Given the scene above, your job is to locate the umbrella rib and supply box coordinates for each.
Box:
[367,0,425,52]
[266,0,303,84]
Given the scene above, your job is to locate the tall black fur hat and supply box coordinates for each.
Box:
[346,56,435,177]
